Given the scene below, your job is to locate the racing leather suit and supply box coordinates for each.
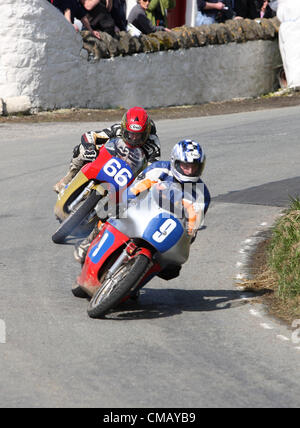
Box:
[55,120,161,193]
[70,121,161,264]
[124,160,211,279]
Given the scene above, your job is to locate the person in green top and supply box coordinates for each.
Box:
[146,0,176,28]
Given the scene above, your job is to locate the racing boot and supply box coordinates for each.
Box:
[53,166,78,194]
[53,155,85,194]
[74,221,104,264]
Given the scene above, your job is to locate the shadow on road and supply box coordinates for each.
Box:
[101,288,254,320]
[213,176,300,207]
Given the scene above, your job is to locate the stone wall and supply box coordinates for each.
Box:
[82,17,280,60]
[0,0,281,114]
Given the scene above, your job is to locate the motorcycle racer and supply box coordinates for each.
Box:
[124,139,211,280]
[128,139,210,235]
[63,107,159,263]
[53,106,161,194]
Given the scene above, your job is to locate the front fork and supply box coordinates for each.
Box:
[106,242,153,282]
[68,181,95,213]
[68,181,107,213]
[106,248,129,280]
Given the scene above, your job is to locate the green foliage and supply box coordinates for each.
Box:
[268,198,300,299]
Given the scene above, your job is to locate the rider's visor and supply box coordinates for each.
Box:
[124,130,146,147]
[176,161,202,177]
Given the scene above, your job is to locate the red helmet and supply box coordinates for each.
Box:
[121,107,151,147]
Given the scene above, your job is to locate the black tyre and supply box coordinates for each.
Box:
[71,282,88,298]
[52,190,102,244]
[87,254,150,319]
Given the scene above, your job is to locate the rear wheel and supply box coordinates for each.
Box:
[52,190,102,243]
[87,254,150,319]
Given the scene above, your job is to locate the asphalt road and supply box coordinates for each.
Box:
[0,105,300,409]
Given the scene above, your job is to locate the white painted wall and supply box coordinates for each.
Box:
[0,0,85,111]
[0,0,281,113]
[277,0,300,88]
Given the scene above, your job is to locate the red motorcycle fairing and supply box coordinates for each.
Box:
[81,144,137,208]
[76,222,154,297]
[81,146,113,180]
[82,145,135,192]
[76,222,129,296]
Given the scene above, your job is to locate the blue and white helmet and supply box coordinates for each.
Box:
[171,139,206,183]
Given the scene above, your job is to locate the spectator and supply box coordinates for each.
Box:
[216,0,236,22]
[146,0,176,28]
[233,0,251,18]
[80,0,117,37]
[128,0,173,34]
[259,1,276,18]
[196,1,231,26]
[111,0,127,31]
[233,0,274,19]
[48,0,101,39]
[215,1,275,23]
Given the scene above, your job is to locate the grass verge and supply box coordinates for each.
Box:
[241,198,300,324]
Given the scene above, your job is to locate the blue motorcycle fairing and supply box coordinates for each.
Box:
[87,229,115,265]
[143,213,184,253]
[96,157,134,191]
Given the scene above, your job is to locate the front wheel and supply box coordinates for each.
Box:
[71,282,88,298]
[87,254,150,319]
[52,190,102,243]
